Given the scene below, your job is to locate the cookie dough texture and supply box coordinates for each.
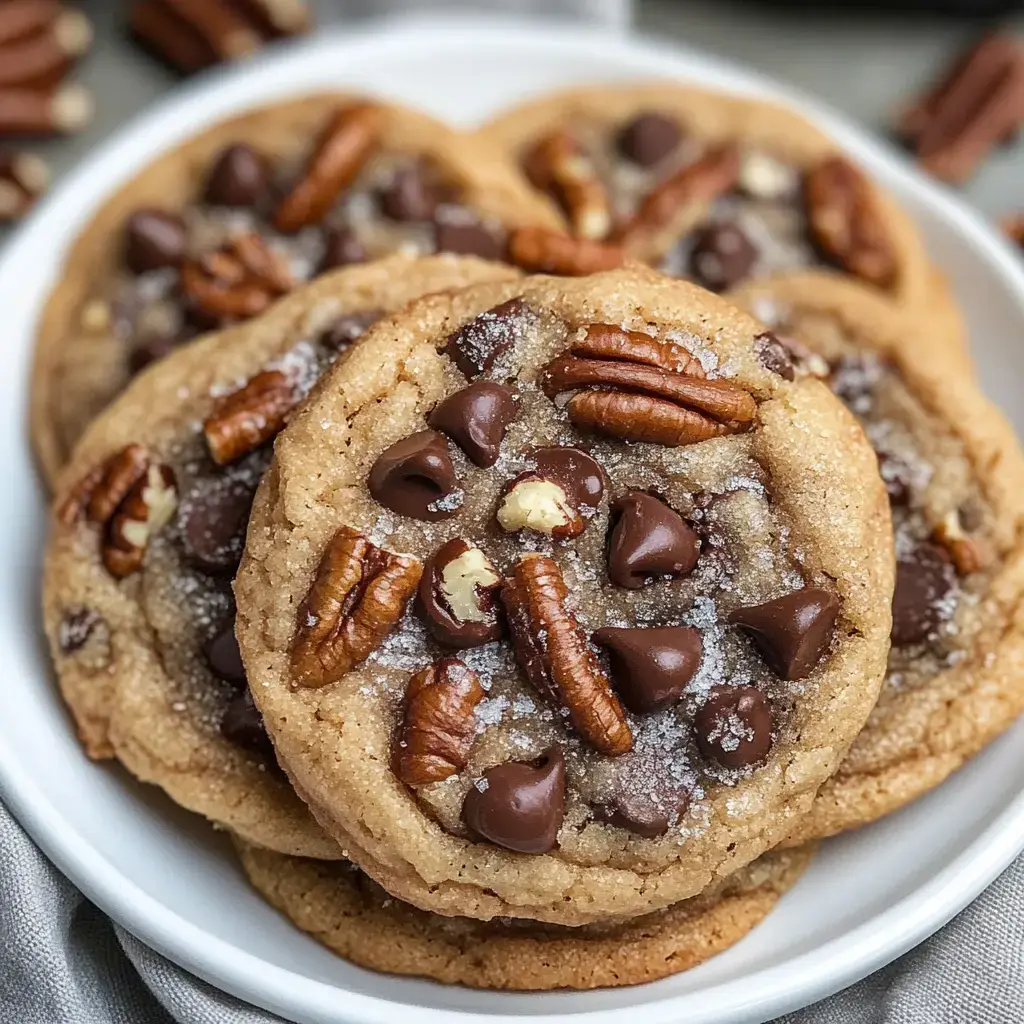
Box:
[236,267,893,923]
[237,842,813,990]
[731,272,1024,842]
[42,255,520,859]
[30,92,556,490]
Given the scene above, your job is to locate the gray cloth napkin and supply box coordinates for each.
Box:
[1,798,1020,1024]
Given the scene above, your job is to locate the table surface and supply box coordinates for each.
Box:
[3,1,1021,242]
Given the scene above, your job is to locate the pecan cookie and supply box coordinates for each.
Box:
[41,255,519,858]
[234,267,893,924]
[237,841,813,990]
[477,84,960,350]
[30,94,557,490]
[730,271,1024,842]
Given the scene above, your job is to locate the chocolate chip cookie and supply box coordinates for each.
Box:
[477,84,958,346]
[234,267,894,924]
[730,271,1024,842]
[237,841,813,989]
[42,255,519,858]
[31,93,558,490]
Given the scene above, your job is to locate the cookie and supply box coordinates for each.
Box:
[236,841,813,990]
[42,255,520,859]
[31,93,557,490]
[477,84,951,341]
[235,267,893,924]
[729,271,1024,842]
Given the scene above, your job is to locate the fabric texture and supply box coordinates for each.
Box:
[1,798,1021,1024]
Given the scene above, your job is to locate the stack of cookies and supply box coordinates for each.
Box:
[34,85,1024,990]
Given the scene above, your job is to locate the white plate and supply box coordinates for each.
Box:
[3,15,1024,1024]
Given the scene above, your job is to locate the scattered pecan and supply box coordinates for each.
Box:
[1002,211,1024,250]
[0,150,48,221]
[181,232,293,323]
[0,3,92,90]
[804,157,897,288]
[291,526,422,688]
[394,658,485,785]
[615,144,741,248]
[501,554,632,756]
[522,129,612,240]
[896,32,1024,184]
[540,324,756,446]
[273,103,381,233]
[932,510,991,576]
[203,369,295,465]
[103,464,178,578]
[507,226,625,276]
[58,443,150,527]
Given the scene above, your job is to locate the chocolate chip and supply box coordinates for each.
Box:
[688,222,758,292]
[368,430,460,521]
[729,588,840,680]
[318,308,382,352]
[178,473,259,575]
[617,111,682,167]
[128,333,177,376]
[594,785,691,838]
[434,219,505,261]
[754,331,795,381]
[124,209,187,274]
[58,608,101,654]
[829,354,881,411]
[462,747,565,854]
[891,543,956,647]
[220,689,274,760]
[607,491,699,589]
[694,686,773,768]
[877,452,911,506]
[593,625,702,714]
[203,144,269,208]
[320,227,367,271]
[428,381,517,468]
[533,446,604,510]
[204,618,246,685]
[445,298,528,378]
[380,165,439,222]
[418,538,502,648]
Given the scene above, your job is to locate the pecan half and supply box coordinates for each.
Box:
[804,157,897,288]
[203,369,295,465]
[181,232,293,322]
[103,464,178,578]
[273,102,381,233]
[572,323,707,377]
[540,324,755,446]
[394,658,485,785]
[932,510,991,576]
[522,130,612,240]
[616,144,741,248]
[58,443,150,527]
[507,226,624,276]
[291,526,422,688]
[501,554,632,756]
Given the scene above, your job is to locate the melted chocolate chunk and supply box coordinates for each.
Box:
[593,625,702,714]
[694,686,773,768]
[607,491,699,589]
[58,608,101,654]
[220,690,274,760]
[877,452,911,506]
[434,218,505,261]
[445,298,528,378]
[730,588,840,680]
[754,331,795,381]
[892,543,956,647]
[128,334,178,376]
[178,472,259,575]
[428,381,517,468]
[368,430,460,521]
[124,209,187,274]
[594,785,691,838]
[381,165,439,222]
[418,538,503,649]
[318,308,382,352]
[462,747,565,854]
[204,618,246,685]
[617,111,682,167]
[688,222,758,292]
[320,226,366,271]
[203,144,269,208]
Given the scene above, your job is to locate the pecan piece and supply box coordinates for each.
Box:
[540,324,755,446]
[274,102,381,233]
[291,526,422,688]
[804,157,897,288]
[203,369,295,465]
[522,130,612,240]
[394,658,485,785]
[932,510,991,576]
[616,144,741,248]
[501,554,632,756]
[507,226,625,276]
[103,464,178,578]
[58,443,150,527]
[181,232,293,322]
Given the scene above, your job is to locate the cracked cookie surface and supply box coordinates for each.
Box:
[731,271,1024,842]
[42,255,519,859]
[235,267,893,924]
